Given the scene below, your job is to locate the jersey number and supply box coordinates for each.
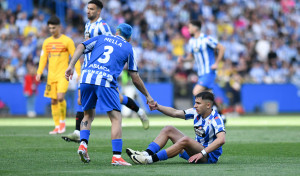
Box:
[98,45,113,63]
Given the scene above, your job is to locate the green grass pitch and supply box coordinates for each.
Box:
[1,115,300,176]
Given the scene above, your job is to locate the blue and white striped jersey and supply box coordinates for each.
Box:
[188,33,218,76]
[184,108,225,149]
[80,35,138,88]
[83,17,112,69]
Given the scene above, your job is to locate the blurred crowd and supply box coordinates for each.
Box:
[1,0,300,109]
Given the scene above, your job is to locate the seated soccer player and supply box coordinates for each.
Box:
[127,92,226,164]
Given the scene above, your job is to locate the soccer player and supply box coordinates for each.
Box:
[178,20,226,122]
[36,16,81,134]
[65,23,155,166]
[126,91,226,164]
[62,0,149,143]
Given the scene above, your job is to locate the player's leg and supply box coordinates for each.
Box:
[45,82,60,134]
[49,98,60,134]
[193,84,207,96]
[107,110,131,166]
[62,89,83,143]
[119,91,149,130]
[57,78,69,133]
[78,108,94,163]
[131,136,207,164]
[77,83,97,163]
[57,92,66,133]
[98,86,130,166]
[126,126,185,160]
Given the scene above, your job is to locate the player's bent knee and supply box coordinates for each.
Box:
[162,125,176,134]
[177,136,192,145]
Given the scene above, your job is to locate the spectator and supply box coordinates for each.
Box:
[23,62,39,117]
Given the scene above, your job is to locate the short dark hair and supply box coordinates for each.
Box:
[190,20,202,29]
[88,0,103,9]
[195,92,214,103]
[47,15,60,25]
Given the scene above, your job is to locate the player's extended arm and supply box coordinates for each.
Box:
[74,60,81,78]
[178,53,194,63]
[156,103,185,119]
[65,44,85,81]
[202,131,225,154]
[68,38,82,78]
[211,43,225,70]
[36,43,48,81]
[188,131,226,163]
[128,71,154,105]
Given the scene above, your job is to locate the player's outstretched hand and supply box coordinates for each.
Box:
[65,67,74,81]
[188,153,203,163]
[211,63,218,70]
[177,56,184,63]
[148,101,158,111]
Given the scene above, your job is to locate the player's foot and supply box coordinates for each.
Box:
[130,154,152,165]
[61,132,80,143]
[58,122,66,134]
[49,128,59,134]
[137,109,149,130]
[111,156,132,166]
[77,142,90,163]
[126,148,146,157]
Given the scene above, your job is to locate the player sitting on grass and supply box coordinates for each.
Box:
[127,91,226,164]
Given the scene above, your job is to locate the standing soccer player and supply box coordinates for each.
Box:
[65,23,155,166]
[179,20,225,96]
[178,20,226,121]
[62,0,149,143]
[36,16,81,134]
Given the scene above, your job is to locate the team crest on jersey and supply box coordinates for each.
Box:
[193,47,200,52]
[52,45,56,49]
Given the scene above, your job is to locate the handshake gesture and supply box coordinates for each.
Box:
[147,101,158,111]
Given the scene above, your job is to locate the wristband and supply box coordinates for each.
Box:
[200,149,207,157]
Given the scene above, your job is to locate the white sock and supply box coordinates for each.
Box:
[146,156,153,163]
[142,151,149,156]
[113,154,121,158]
[137,109,144,116]
[74,130,80,136]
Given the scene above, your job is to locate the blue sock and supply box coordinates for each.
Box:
[179,151,190,160]
[112,139,123,153]
[80,130,90,144]
[156,149,168,161]
[121,95,128,105]
[146,142,161,154]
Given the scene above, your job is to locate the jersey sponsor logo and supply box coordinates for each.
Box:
[88,64,110,72]
[193,47,200,53]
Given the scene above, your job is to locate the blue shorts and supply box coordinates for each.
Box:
[80,83,121,112]
[76,104,84,112]
[197,72,216,90]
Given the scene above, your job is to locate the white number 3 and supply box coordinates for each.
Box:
[98,45,113,63]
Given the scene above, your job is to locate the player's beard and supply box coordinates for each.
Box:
[88,14,97,21]
[190,33,194,37]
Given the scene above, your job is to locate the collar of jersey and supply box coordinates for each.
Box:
[88,17,103,25]
[116,35,126,41]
